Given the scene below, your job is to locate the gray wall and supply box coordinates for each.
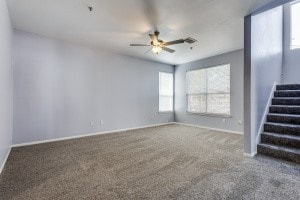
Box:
[283,3,300,83]
[252,0,294,15]
[244,6,283,155]
[13,30,174,145]
[174,50,244,133]
[0,0,13,170]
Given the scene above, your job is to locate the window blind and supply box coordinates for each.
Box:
[186,64,230,115]
[159,72,174,112]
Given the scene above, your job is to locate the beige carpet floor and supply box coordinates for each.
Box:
[1,124,300,199]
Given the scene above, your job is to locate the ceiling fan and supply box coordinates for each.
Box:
[130,30,197,54]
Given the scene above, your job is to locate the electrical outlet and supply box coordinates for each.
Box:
[222,118,226,123]
[90,121,94,126]
[100,120,104,125]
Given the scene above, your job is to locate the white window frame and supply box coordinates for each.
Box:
[290,1,300,50]
[159,72,174,113]
[186,64,231,117]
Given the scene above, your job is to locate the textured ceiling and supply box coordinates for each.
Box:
[7,0,275,65]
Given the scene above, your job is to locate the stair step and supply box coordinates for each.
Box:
[267,113,300,125]
[274,90,300,97]
[261,132,300,149]
[276,84,300,91]
[264,122,300,136]
[272,98,300,105]
[269,105,300,115]
[257,143,300,163]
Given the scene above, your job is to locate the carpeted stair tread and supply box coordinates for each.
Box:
[257,143,300,163]
[272,98,300,105]
[264,122,300,128]
[258,84,300,164]
[277,84,300,91]
[261,132,300,149]
[269,105,300,115]
[264,122,300,136]
[274,90,300,97]
[267,113,300,117]
[267,113,300,125]
[272,97,300,99]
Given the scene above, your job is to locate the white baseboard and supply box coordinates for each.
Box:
[243,151,257,158]
[12,121,243,149]
[12,122,175,148]
[0,147,11,175]
[174,122,243,135]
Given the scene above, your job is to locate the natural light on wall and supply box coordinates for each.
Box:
[186,64,230,116]
[159,72,174,112]
[291,1,300,50]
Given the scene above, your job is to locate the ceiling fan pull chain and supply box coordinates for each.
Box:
[80,0,93,12]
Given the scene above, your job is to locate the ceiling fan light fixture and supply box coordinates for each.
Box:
[131,30,195,54]
[152,46,163,54]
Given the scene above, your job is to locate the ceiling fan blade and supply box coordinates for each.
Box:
[130,44,150,46]
[144,48,152,54]
[163,39,185,46]
[149,34,158,44]
[162,47,175,53]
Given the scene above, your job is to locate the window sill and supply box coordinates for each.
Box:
[186,112,232,118]
[290,47,300,51]
[158,111,174,114]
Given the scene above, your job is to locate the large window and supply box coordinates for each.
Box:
[186,64,230,116]
[159,72,173,112]
[291,1,300,50]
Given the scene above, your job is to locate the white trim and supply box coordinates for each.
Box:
[256,82,277,145]
[12,122,175,147]
[186,112,232,118]
[174,122,243,135]
[243,151,257,158]
[0,147,11,175]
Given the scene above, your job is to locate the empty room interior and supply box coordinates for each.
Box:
[1,0,300,199]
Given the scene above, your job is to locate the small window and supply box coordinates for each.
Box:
[159,72,174,112]
[186,64,230,116]
[291,1,300,50]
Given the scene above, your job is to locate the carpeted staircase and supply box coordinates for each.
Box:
[257,84,300,163]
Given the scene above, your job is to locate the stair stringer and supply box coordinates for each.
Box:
[256,82,278,147]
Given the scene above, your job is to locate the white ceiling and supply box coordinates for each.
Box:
[7,0,274,65]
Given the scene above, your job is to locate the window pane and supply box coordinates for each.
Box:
[291,2,300,49]
[207,64,230,93]
[187,94,206,113]
[207,94,230,115]
[159,72,173,96]
[186,69,206,94]
[159,72,173,112]
[159,96,173,112]
[186,64,231,115]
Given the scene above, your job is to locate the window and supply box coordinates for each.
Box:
[186,64,230,116]
[159,72,173,112]
[291,1,300,50]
